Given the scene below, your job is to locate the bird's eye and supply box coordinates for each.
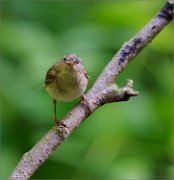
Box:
[63,57,68,61]
[74,59,80,64]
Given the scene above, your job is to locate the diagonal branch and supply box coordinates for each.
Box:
[9,1,173,179]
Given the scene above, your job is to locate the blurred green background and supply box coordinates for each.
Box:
[1,0,173,179]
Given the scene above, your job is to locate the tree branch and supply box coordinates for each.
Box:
[9,1,173,179]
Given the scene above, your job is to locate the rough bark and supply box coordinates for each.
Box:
[9,1,173,179]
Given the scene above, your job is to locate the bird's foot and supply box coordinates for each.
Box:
[55,119,67,127]
[81,94,87,102]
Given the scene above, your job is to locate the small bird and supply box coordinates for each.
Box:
[45,54,89,124]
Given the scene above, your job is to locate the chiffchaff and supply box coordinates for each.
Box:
[45,54,89,124]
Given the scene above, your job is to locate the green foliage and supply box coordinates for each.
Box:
[1,0,173,179]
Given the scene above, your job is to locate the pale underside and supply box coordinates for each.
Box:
[45,61,88,102]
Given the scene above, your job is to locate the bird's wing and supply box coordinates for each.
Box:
[84,68,89,79]
[45,65,57,85]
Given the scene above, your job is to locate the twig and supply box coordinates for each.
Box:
[9,1,173,179]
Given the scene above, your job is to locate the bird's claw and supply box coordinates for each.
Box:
[55,120,67,127]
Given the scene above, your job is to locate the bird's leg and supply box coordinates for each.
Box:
[81,94,87,102]
[53,99,58,124]
[53,99,67,127]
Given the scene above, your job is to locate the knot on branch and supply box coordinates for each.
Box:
[101,79,139,104]
[121,79,139,101]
